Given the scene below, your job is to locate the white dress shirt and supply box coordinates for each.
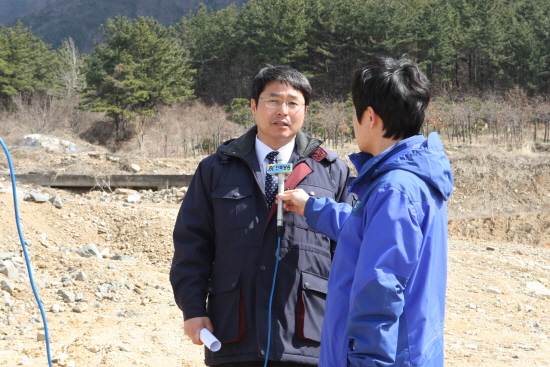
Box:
[255,136,295,188]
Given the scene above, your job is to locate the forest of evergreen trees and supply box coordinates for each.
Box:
[178,0,550,104]
[1,0,550,154]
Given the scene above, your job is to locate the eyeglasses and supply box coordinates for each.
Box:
[260,97,304,110]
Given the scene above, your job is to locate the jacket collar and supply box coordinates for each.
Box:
[348,135,425,192]
[349,135,424,176]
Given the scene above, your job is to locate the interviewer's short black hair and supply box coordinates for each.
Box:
[251,65,312,106]
[352,57,430,140]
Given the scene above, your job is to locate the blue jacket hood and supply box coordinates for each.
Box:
[349,132,454,201]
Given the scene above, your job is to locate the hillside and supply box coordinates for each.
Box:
[2,0,247,52]
[0,0,45,25]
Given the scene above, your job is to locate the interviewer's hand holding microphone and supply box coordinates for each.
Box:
[277,188,310,217]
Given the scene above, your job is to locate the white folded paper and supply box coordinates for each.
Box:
[200,328,221,352]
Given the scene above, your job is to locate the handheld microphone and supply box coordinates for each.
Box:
[266,158,293,236]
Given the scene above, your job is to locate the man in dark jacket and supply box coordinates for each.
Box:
[170,65,350,366]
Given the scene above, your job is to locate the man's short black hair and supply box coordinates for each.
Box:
[251,65,312,106]
[352,57,430,140]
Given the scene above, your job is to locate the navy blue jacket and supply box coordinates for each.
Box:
[170,126,350,365]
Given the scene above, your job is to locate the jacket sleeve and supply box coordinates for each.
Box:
[346,187,422,367]
[304,196,352,241]
[334,160,351,204]
[170,160,215,320]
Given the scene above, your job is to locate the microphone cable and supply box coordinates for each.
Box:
[264,235,281,367]
[263,159,292,367]
[0,137,53,367]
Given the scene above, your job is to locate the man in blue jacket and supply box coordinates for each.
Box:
[170,65,350,366]
[279,57,454,366]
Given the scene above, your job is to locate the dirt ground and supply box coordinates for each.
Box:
[1,140,550,366]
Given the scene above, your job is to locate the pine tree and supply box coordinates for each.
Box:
[176,4,242,103]
[80,16,195,139]
[238,0,310,68]
[0,21,58,105]
[0,31,16,99]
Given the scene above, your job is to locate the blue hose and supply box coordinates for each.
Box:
[0,138,53,367]
[263,235,281,367]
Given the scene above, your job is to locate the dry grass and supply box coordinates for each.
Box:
[2,95,550,224]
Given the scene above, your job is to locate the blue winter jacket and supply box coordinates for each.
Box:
[304,133,454,367]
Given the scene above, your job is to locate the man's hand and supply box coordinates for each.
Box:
[184,316,213,345]
[277,189,310,216]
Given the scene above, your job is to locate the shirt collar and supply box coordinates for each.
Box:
[255,136,295,163]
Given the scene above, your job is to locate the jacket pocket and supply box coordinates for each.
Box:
[206,271,245,343]
[212,185,254,231]
[296,271,328,343]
